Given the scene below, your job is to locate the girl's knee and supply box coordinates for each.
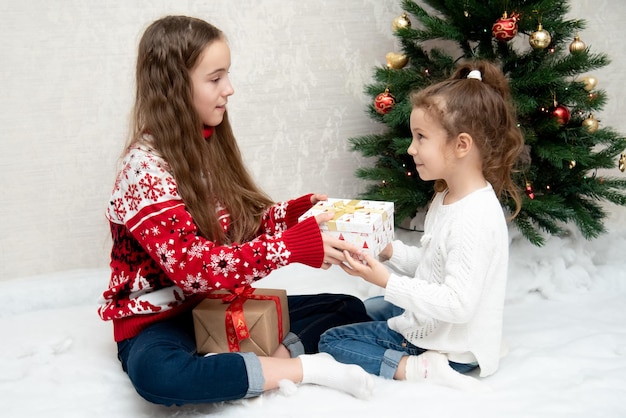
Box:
[337,295,370,320]
[318,325,343,351]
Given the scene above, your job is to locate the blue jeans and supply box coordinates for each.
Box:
[117,293,370,406]
[319,296,477,379]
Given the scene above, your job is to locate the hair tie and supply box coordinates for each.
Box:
[467,70,482,81]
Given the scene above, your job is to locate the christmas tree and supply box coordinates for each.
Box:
[351,0,626,245]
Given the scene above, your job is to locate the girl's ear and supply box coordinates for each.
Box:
[455,133,473,158]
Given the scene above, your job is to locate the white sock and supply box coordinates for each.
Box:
[406,351,491,393]
[299,352,374,399]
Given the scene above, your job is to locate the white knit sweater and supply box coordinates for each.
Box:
[384,184,508,377]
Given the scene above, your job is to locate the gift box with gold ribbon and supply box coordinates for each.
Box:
[192,287,290,356]
[298,198,394,257]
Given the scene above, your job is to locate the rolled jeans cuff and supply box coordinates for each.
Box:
[380,348,404,379]
[282,332,305,357]
[238,352,264,398]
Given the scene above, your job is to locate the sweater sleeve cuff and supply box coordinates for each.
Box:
[284,194,314,228]
[386,240,405,266]
[282,216,324,268]
[383,273,414,310]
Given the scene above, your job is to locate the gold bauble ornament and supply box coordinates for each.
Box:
[529,24,551,50]
[582,75,598,91]
[386,52,408,69]
[569,34,586,53]
[619,153,626,172]
[392,12,411,32]
[582,114,599,133]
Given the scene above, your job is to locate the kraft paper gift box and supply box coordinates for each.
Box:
[298,198,394,257]
[193,287,290,356]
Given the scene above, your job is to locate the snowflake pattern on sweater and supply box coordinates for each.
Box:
[98,142,323,341]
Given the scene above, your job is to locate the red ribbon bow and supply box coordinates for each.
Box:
[207,286,284,352]
[203,125,214,139]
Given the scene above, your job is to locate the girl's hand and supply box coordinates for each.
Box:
[310,193,328,205]
[314,211,361,270]
[378,243,393,262]
[339,250,390,288]
[319,233,363,270]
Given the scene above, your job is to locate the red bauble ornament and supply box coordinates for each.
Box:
[374,89,396,115]
[492,11,519,42]
[551,105,571,126]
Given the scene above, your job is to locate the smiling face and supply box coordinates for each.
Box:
[189,39,234,127]
[407,107,454,182]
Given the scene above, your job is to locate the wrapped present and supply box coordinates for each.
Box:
[192,287,290,356]
[298,198,394,257]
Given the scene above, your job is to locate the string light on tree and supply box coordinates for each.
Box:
[492,11,519,42]
[402,162,414,178]
[587,93,599,106]
[584,169,598,181]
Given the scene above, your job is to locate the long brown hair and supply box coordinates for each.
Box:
[410,60,525,218]
[126,15,273,243]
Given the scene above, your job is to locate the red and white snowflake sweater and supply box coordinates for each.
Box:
[98,141,324,342]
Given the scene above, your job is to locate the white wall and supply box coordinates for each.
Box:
[1,0,625,280]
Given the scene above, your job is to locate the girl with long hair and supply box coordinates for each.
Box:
[98,15,373,406]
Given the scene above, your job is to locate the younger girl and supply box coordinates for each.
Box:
[98,15,374,406]
[319,60,525,391]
